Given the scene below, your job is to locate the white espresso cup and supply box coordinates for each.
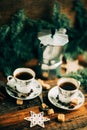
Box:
[7,68,35,93]
[57,78,80,103]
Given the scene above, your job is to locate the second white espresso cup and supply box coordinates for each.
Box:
[57,78,80,103]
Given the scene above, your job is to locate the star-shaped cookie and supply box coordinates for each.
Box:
[24,111,50,128]
[61,60,83,73]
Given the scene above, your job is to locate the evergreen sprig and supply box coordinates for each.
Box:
[64,0,87,58]
[61,68,87,91]
[0,0,87,76]
[51,1,70,29]
[0,9,52,76]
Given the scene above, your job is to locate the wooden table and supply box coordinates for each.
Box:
[0,58,87,130]
[0,76,87,130]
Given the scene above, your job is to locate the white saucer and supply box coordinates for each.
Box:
[48,86,85,110]
[6,79,42,100]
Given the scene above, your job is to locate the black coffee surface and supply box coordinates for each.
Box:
[16,72,33,80]
[59,82,76,91]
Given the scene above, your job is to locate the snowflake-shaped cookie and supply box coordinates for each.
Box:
[24,111,50,128]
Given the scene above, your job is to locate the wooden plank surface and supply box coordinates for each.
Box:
[0,59,87,130]
[0,79,87,130]
[0,102,87,130]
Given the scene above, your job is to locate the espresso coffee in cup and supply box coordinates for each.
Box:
[59,82,76,91]
[57,78,80,103]
[7,68,35,93]
[15,72,33,80]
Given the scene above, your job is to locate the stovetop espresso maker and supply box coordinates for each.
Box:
[38,28,69,79]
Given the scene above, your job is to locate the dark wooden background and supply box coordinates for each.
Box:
[0,0,87,26]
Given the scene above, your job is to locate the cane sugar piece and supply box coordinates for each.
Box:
[70,98,79,106]
[40,103,49,111]
[42,72,49,78]
[16,99,23,105]
[47,108,54,115]
[42,103,47,109]
[38,79,51,90]
[57,114,65,122]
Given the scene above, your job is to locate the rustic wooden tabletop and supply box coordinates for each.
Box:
[0,60,87,130]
